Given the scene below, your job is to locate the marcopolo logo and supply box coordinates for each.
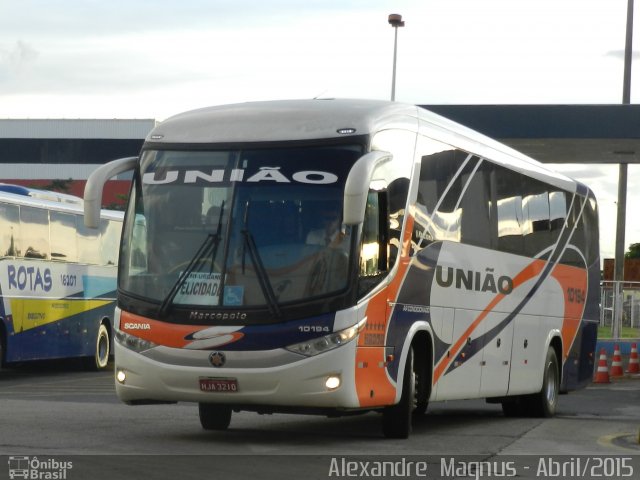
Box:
[8,456,72,480]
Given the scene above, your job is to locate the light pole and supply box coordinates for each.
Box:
[614,0,634,339]
[389,13,405,101]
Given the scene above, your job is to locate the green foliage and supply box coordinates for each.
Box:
[626,243,640,259]
[40,178,73,193]
[598,326,640,339]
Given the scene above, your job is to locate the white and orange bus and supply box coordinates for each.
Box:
[84,99,599,438]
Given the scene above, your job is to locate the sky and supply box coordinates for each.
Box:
[0,0,639,262]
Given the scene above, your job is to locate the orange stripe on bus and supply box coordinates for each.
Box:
[354,214,416,407]
[120,311,199,348]
[432,258,547,385]
[550,263,588,359]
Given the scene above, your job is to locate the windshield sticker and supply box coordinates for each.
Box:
[223,286,244,306]
[175,272,224,305]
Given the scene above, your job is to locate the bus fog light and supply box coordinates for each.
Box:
[325,375,341,390]
[116,369,127,384]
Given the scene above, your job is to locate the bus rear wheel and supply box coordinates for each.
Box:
[382,346,415,439]
[85,323,110,371]
[95,323,111,370]
[528,348,559,417]
[501,348,559,418]
[199,404,232,430]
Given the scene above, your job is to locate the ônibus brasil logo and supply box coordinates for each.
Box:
[8,456,73,479]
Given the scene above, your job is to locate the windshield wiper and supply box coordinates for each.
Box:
[241,201,282,318]
[158,203,225,318]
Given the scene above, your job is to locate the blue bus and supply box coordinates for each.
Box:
[0,186,122,370]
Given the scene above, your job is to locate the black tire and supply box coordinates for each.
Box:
[0,328,5,370]
[86,323,110,371]
[501,397,527,417]
[199,403,232,430]
[413,347,429,416]
[527,348,560,417]
[382,346,415,439]
[502,348,560,418]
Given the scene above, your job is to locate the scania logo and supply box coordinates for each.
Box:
[123,322,151,330]
[209,352,226,367]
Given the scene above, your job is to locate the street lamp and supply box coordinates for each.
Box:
[613,0,634,339]
[388,13,405,101]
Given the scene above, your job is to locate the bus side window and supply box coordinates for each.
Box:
[0,202,20,257]
[50,211,78,262]
[77,217,101,264]
[20,206,49,260]
[387,178,408,268]
[496,167,525,255]
[358,191,388,297]
[100,219,122,266]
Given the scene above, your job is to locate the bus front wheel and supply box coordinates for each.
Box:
[199,404,232,430]
[382,346,415,439]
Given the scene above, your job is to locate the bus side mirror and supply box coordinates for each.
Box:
[343,151,392,225]
[84,157,138,228]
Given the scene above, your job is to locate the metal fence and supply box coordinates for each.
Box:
[600,281,640,338]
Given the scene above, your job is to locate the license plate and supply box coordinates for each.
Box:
[199,377,238,393]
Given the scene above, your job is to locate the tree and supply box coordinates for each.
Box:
[625,243,640,259]
[36,178,73,193]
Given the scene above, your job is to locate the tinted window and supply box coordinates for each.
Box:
[459,161,493,248]
[413,149,474,250]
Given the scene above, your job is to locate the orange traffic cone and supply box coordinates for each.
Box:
[593,348,610,383]
[627,343,639,374]
[610,344,624,377]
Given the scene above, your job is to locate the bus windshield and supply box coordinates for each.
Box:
[120,144,363,315]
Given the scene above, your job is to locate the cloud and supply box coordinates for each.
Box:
[0,40,38,73]
[605,50,640,60]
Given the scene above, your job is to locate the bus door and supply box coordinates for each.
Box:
[477,311,513,397]
[434,308,483,400]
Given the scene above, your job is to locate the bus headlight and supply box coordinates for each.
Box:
[285,319,366,357]
[114,329,157,353]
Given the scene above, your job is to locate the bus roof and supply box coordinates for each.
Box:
[147,98,581,195]
[147,99,418,144]
[0,183,85,206]
[0,188,123,221]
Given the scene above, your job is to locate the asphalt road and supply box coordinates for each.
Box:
[1,361,639,479]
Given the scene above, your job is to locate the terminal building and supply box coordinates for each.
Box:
[1,103,638,213]
[0,118,156,207]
